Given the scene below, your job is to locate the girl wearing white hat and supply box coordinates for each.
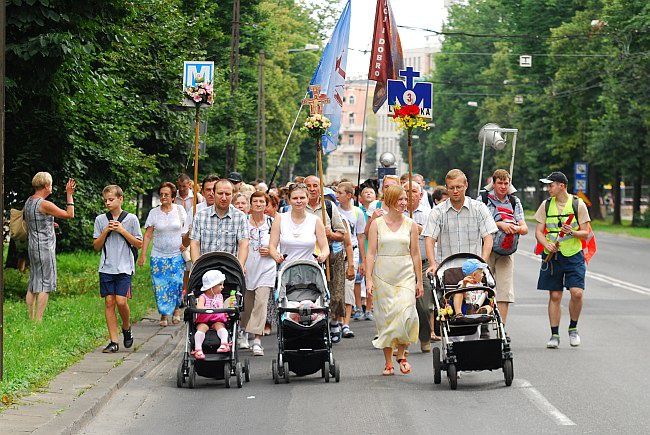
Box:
[193,270,230,359]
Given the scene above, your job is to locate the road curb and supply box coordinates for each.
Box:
[2,315,183,435]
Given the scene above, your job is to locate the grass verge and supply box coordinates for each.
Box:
[1,249,154,408]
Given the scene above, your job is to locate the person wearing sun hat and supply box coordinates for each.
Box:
[451,259,493,318]
[535,171,591,349]
[193,270,230,359]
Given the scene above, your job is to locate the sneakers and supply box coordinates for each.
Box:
[330,323,342,344]
[252,342,264,356]
[102,342,119,353]
[546,334,560,349]
[239,332,250,350]
[363,310,374,321]
[122,327,133,349]
[352,309,363,321]
[341,324,355,338]
[569,329,581,347]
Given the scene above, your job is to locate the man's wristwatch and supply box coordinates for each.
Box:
[568,230,574,236]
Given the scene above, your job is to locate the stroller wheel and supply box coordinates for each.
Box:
[433,347,442,385]
[334,364,341,383]
[236,362,244,388]
[283,362,291,384]
[176,360,185,388]
[244,359,251,382]
[323,362,330,383]
[188,363,196,389]
[224,362,232,389]
[447,363,458,390]
[503,358,514,387]
[272,360,279,384]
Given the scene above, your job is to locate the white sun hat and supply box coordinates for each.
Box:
[200,270,226,292]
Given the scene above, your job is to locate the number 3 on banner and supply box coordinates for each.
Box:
[403,90,416,105]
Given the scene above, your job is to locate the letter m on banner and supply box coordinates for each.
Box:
[387,67,433,119]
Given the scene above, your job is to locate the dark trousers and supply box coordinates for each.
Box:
[417,259,433,343]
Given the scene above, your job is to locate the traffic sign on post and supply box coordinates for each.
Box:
[574,162,588,194]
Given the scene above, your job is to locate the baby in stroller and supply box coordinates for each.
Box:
[193,270,231,359]
[453,259,494,318]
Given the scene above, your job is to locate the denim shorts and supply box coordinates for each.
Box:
[537,251,586,291]
[100,273,133,298]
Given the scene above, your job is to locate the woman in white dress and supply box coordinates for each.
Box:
[269,183,329,265]
[242,191,277,356]
[365,185,423,376]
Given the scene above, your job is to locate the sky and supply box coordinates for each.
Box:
[334,0,449,77]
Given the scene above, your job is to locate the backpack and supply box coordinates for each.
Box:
[9,208,28,242]
[480,191,520,256]
[103,211,138,265]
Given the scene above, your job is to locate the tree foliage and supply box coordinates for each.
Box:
[5,0,327,250]
[409,0,649,220]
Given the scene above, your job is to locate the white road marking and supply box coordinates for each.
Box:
[516,251,650,296]
[515,379,576,426]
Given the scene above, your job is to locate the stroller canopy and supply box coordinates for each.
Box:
[276,260,328,302]
[188,252,246,297]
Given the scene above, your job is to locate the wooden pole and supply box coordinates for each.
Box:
[408,130,413,218]
[316,138,331,282]
[0,0,5,380]
[193,108,200,216]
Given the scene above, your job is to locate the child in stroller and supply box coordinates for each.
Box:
[192,270,230,359]
[453,259,494,318]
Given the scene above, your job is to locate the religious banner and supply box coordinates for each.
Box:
[368,0,404,113]
[309,0,351,154]
[387,67,433,120]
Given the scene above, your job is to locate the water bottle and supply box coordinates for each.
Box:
[229,290,236,308]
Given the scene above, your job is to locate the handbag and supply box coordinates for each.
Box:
[9,208,28,241]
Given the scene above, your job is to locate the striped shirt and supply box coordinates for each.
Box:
[189,204,248,256]
[422,197,497,263]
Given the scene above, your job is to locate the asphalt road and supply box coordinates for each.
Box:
[80,232,650,434]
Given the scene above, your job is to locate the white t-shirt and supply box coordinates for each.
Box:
[279,213,318,263]
[337,205,366,249]
[245,216,277,290]
[144,205,188,258]
[366,199,388,218]
[94,212,142,274]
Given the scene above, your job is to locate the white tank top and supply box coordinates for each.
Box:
[279,212,317,262]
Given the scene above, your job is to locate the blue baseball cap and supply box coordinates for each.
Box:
[462,258,488,275]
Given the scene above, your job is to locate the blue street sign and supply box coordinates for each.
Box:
[387,67,433,119]
[574,162,588,194]
[183,61,214,88]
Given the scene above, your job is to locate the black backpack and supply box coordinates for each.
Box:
[480,191,520,256]
[102,211,138,266]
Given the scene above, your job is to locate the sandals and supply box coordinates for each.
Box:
[191,349,206,360]
[382,363,394,376]
[430,332,441,341]
[172,315,181,324]
[159,316,168,327]
[397,358,411,374]
[217,343,232,353]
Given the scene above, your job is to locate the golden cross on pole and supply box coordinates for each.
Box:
[301,85,330,115]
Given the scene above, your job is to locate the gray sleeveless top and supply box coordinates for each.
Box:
[24,197,57,292]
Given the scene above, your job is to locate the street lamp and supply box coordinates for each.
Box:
[287,43,320,53]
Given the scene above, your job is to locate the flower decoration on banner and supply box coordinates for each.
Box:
[391,102,430,132]
[184,74,214,106]
[300,113,332,139]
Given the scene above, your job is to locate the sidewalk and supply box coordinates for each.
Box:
[0,314,184,435]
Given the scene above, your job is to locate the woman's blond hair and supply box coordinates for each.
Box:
[32,172,53,189]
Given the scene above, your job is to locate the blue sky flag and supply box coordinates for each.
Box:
[309,0,351,153]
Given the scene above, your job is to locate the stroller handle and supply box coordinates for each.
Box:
[184,307,240,315]
[278,307,329,314]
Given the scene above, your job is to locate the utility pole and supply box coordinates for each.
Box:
[256,50,266,180]
[1,0,6,381]
[227,0,241,174]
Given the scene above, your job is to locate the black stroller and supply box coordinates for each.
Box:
[430,253,513,390]
[176,252,250,389]
[271,259,340,383]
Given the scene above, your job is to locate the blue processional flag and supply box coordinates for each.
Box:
[309,0,351,154]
